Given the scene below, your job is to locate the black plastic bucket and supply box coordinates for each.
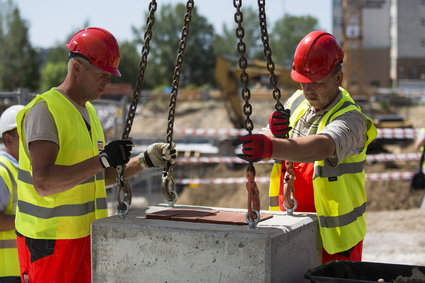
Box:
[305,260,425,283]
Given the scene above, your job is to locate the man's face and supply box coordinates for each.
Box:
[300,70,342,111]
[76,59,112,100]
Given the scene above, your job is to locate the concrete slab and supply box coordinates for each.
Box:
[92,205,321,283]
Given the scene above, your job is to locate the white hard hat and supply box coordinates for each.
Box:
[0,105,25,135]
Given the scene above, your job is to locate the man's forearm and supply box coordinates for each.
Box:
[272,134,336,163]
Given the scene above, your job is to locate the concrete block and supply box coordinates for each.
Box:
[92,205,321,283]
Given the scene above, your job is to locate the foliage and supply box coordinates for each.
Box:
[0,2,321,92]
[212,6,263,60]
[0,0,39,91]
[111,41,140,86]
[39,61,67,91]
[132,3,215,89]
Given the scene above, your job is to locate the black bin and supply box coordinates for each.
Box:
[305,260,425,283]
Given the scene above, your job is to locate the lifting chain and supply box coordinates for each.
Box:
[257,0,285,114]
[162,0,194,206]
[234,0,260,229]
[257,0,296,214]
[116,0,157,218]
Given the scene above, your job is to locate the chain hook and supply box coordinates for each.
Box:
[115,165,132,218]
[161,163,178,206]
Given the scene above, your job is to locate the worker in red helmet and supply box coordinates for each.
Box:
[235,31,377,263]
[15,27,176,283]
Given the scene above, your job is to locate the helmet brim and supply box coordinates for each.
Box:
[100,65,121,77]
[291,69,316,83]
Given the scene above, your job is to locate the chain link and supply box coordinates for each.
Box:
[234,0,261,229]
[162,0,194,205]
[257,0,295,214]
[257,0,286,116]
[234,0,254,135]
[116,0,157,217]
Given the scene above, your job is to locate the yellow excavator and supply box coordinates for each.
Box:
[214,54,298,128]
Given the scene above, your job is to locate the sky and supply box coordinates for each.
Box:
[13,0,332,49]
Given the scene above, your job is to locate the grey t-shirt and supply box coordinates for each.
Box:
[23,89,91,150]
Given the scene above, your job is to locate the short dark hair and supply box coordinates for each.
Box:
[331,63,342,75]
[68,52,91,64]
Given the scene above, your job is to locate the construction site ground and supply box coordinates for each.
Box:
[130,97,425,266]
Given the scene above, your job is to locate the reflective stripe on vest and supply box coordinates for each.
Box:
[319,202,367,228]
[18,198,107,219]
[313,161,365,179]
[0,239,17,249]
[15,89,108,239]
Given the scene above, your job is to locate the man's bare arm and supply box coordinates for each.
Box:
[29,140,104,196]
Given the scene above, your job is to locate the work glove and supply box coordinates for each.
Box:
[139,143,177,168]
[99,140,133,168]
[268,109,291,138]
[233,134,273,162]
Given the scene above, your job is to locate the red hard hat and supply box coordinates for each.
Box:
[65,27,121,77]
[291,31,343,83]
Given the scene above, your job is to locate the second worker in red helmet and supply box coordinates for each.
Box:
[234,31,377,263]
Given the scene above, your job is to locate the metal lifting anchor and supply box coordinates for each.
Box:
[282,161,298,215]
[245,164,261,229]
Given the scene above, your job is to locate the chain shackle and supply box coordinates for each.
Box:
[115,0,157,217]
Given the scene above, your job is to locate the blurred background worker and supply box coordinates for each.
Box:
[14,27,176,283]
[0,105,24,283]
[235,31,377,263]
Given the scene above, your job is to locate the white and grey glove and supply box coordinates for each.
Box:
[139,143,177,168]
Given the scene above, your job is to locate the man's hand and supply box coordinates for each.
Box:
[268,109,291,138]
[233,134,273,162]
[100,140,133,168]
[139,143,177,168]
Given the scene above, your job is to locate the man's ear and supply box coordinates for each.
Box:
[336,70,343,84]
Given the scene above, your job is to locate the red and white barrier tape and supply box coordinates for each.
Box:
[366,171,413,181]
[366,153,420,162]
[176,171,414,185]
[176,153,421,165]
[377,128,420,139]
[175,128,421,139]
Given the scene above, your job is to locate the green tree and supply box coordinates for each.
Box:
[39,61,67,91]
[0,0,39,91]
[271,15,320,68]
[132,3,215,88]
[111,41,140,86]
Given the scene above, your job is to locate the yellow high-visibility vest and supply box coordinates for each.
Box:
[16,88,107,239]
[268,161,282,211]
[0,154,19,276]
[270,87,377,254]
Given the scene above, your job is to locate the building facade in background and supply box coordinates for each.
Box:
[332,0,425,90]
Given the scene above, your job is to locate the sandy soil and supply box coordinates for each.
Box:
[130,98,425,266]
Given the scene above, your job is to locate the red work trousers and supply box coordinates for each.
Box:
[17,233,91,283]
[284,162,363,263]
